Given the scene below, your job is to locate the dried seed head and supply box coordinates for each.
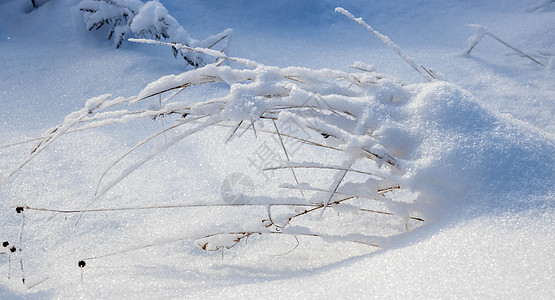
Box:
[78,260,86,268]
[9,246,16,253]
[15,207,24,214]
[2,241,8,247]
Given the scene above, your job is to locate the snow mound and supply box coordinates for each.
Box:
[405,81,554,222]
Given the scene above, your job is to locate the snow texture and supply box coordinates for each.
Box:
[0,0,553,298]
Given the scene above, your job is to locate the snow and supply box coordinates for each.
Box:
[1,0,554,298]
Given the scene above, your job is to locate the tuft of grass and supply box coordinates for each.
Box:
[1,9,431,271]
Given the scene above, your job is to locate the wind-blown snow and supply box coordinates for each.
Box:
[0,0,553,298]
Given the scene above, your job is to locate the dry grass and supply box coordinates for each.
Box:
[1,9,429,269]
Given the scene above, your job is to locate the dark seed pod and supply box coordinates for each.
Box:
[15,207,24,214]
[78,260,86,268]
[2,241,8,247]
[9,246,16,253]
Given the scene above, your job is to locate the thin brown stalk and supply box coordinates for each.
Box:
[272,235,300,257]
[265,196,357,230]
[377,185,401,195]
[135,79,222,103]
[225,121,243,143]
[22,202,324,214]
[206,34,230,50]
[358,208,425,222]
[486,32,545,66]
[264,164,383,179]
[79,226,380,263]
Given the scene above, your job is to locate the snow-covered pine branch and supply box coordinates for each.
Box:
[78,0,232,67]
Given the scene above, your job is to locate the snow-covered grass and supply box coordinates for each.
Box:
[0,0,553,298]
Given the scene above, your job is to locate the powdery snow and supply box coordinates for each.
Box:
[0,0,553,299]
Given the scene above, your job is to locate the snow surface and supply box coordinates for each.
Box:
[0,0,554,298]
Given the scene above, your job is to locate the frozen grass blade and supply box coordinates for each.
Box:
[485,32,545,66]
[1,95,110,184]
[94,115,211,197]
[225,121,243,144]
[336,7,435,81]
[95,117,219,198]
[466,24,546,67]
[272,119,305,199]
[129,38,261,69]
